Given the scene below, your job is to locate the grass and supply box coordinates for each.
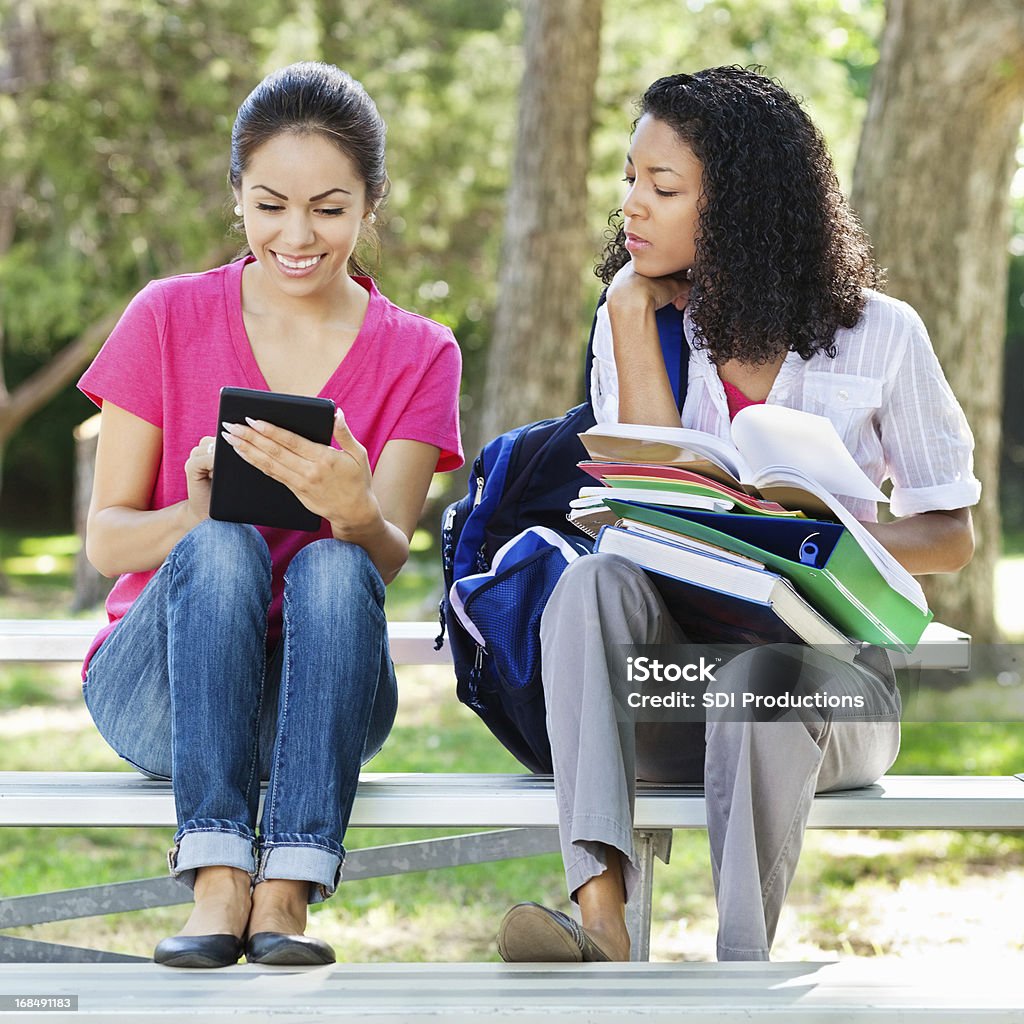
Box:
[1,531,1023,961]
[0,530,77,595]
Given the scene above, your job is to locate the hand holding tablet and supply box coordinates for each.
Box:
[210,387,337,532]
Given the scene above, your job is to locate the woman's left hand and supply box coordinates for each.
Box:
[221,406,381,532]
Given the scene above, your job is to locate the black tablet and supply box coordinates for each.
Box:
[209,387,336,532]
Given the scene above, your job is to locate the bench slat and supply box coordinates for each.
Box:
[0,960,1022,1020]
[0,619,449,665]
[0,618,971,669]
[0,771,1020,829]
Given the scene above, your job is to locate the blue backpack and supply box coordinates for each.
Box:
[436,299,689,773]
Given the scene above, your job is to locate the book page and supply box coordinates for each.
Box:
[574,487,733,512]
[579,462,804,517]
[731,405,886,502]
[580,423,752,480]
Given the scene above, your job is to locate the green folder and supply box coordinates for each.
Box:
[603,499,933,650]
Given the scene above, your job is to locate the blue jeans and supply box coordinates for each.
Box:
[83,520,397,903]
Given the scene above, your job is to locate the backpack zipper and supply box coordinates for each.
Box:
[467,644,486,710]
[434,597,446,650]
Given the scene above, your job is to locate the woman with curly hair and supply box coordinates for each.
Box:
[497,66,979,963]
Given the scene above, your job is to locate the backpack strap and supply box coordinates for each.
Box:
[583,290,690,415]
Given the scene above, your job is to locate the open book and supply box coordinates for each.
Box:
[580,404,885,517]
[579,405,927,618]
[578,462,804,518]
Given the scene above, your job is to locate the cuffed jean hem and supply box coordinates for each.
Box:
[169,821,258,892]
[564,813,641,906]
[256,839,344,905]
[718,942,770,962]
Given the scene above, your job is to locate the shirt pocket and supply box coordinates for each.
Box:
[802,372,883,438]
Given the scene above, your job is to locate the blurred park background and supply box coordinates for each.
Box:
[1,0,1023,962]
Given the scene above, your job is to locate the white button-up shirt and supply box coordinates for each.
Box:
[590,290,982,522]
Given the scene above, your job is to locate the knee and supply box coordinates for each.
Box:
[705,645,828,744]
[172,520,270,587]
[708,643,806,703]
[556,551,638,593]
[543,553,646,628]
[285,539,383,607]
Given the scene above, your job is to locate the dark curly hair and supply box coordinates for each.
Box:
[596,66,882,362]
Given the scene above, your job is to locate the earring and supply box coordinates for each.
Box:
[367,211,377,224]
[233,204,242,217]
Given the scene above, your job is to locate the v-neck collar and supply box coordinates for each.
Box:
[683,305,800,411]
[223,256,382,397]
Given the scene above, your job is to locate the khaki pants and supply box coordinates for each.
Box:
[539,553,900,961]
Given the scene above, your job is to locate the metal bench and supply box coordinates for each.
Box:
[2,959,1023,1021]
[4,617,1016,971]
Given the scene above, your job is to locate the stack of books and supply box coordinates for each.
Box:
[570,405,932,658]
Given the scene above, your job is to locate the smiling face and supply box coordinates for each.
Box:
[235,131,370,302]
[622,114,704,279]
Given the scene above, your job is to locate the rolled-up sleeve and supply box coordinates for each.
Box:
[879,307,981,517]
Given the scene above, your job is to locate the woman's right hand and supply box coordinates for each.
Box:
[183,436,217,525]
[603,262,692,428]
[606,260,692,315]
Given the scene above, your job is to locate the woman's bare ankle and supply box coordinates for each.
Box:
[582,918,631,961]
[178,866,252,938]
[575,847,630,960]
[248,878,310,936]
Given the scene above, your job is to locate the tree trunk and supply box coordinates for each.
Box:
[852,0,1024,644]
[476,0,603,451]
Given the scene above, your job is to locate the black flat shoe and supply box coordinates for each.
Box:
[245,931,336,966]
[153,933,244,968]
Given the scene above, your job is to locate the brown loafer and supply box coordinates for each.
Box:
[497,902,611,963]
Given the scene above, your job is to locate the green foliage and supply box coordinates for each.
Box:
[5,0,1014,540]
[0,666,63,710]
[0,529,77,590]
[0,0,290,341]
[894,721,1024,776]
[591,0,884,238]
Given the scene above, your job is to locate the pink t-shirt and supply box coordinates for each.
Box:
[78,257,463,673]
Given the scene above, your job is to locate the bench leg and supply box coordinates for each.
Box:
[625,829,673,962]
